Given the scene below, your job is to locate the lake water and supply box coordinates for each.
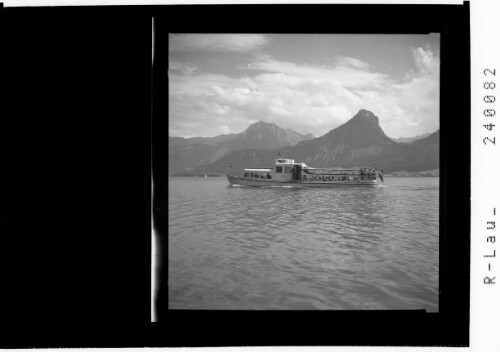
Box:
[168,176,439,311]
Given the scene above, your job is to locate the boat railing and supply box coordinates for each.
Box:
[303,169,364,175]
[302,174,377,182]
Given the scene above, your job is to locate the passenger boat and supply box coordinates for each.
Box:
[226,158,383,187]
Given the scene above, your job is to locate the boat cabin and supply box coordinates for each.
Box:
[273,159,305,181]
[243,159,305,182]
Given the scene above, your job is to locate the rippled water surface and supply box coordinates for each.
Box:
[168,176,439,311]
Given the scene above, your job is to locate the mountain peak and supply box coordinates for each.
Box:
[318,108,391,149]
[247,120,272,130]
[358,109,374,116]
[239,120,313,149]
[352,109,378,123]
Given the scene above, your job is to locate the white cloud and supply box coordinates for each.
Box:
[169,34,269,53]
[218,125,231,134]
[377,46,440,137]
[250,57,387,89]
[334,56,371,70]
[169,61,199,75]
[169,46,439,138]
[412,46,439,76]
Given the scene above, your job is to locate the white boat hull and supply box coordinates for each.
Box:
[226,175,378,187]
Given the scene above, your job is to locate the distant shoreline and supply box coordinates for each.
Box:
[169,174,439,178]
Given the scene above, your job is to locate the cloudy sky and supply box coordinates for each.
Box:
[169,33,440,139]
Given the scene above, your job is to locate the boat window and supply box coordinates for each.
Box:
[276,166,282,173]
[284,166,291,173]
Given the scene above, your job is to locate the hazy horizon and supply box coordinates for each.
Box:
[169,33,440,139]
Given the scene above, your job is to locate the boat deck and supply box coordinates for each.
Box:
[227,175,378,187]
